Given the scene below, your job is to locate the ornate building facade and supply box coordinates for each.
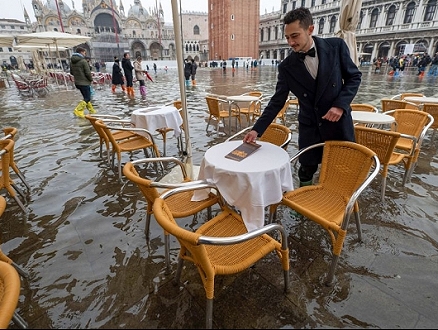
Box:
[30,0,178,62]
[260,0,438,62]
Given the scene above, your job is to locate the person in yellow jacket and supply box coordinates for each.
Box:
[70,47,96,118]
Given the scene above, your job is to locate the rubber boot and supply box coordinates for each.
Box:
[191,79,196,86]
[86,101,96,114]
[139,85,147,97]
[111,84,116,93]
[185,79,190,87]
[121,85,126,93]
[129,87,134,96]
[73,100,86,118]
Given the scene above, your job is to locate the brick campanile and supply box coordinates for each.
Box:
[208,0,260,60]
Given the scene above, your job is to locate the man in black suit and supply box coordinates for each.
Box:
[244,7,361,186]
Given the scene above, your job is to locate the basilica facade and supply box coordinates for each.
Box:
[30,0,179,62]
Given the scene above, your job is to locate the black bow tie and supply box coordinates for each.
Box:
[297,48,316,61]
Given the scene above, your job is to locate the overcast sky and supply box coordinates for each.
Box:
[4,0,280,24]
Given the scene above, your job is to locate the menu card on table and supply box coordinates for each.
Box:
[225,142,262,162]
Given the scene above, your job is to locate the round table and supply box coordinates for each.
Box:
[131,105,183,137]
[351,111,395,126]
[403,96,438,104]
[192,140,293,232]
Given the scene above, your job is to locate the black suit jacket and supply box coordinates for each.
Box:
[252,36,362,166]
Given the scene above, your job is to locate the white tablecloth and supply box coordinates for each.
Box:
[131,106,183,138]
[351,111,395,125]
[404,96,438,104]
[192,141,293,232]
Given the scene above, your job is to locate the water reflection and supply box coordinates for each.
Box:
[0,66,438,328]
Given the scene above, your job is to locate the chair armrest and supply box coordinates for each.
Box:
[108,126,157,144]
[198,223,288,251]
[131,156,188,178]
[289,142,325,163]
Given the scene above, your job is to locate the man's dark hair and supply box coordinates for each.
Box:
[75,46,86,53]
[123,52,129,58]
[283,7,313,29]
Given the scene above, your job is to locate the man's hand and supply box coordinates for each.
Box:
[243,130,258,143]
[322,107,344,122]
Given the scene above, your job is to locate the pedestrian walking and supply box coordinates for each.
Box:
[243,7,361,187]
[190,59,198,86]
[184,58,192,87]
[153,62,157,74]
[121,52,134,96]
[111,57,126,93]
[70,46,96,118]
[134,56,153,98]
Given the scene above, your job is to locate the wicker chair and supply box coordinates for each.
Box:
[381,99,419,112]
[1,127,30,191]
[94,119,161,182]
[159,100,185,154]
[85,114,136,165]
[422,103,438,144]
[354,126,401,200]
[205,95,241,133]
[153,183,290,329]
[351,103,379,112]
[123,157,222,272]
[390,92,425,100]
[271,141,379,286]
[0,196,28,329]
[0,139,27,213]
[225,123,292,150]
[384,109,434,184]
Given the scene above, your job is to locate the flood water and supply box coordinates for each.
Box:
[1,64,438,328]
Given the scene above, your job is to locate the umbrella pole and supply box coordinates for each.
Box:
[171,0,193,179]
[49,44,59,87]
[55,41,68,90]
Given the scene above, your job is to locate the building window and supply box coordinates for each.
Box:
[292,1,296,10]
[0,48,3,52]
[194,25,200,35]
[311,0,316,6]
[8,48,12,52]
[404,2,416,24]
[301,0,306,7]
[370,8,379,28]
[386,5,396,25]
[20,26,24,29]
[424,0,437,21]
[261,29,264,42]
[11,26,15,29]
[283,3,288,13]
[321,0,326,4]
[329,15,336,33]
[133,30,136,36]
[318,17,325,34]
[231,34,234,40]
[358,10,363,28]
[275,26,278,39]
[231,14,234,20]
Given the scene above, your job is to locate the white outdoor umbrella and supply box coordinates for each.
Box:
[16,31,91,48]
[171,0,193,178]
[336,0,362,66]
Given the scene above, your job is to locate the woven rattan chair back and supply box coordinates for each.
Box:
[422,103,438,143]
[351,103,378,112]
[381,99,419,112]
[1,127,30,191]
[259,123,292,150]
[401,92,424,100]
[354,126,401,200]
[384,109,434,185]
[153,184,289,329]
[0,259,21,329]
[275,140,379,286]
[0,139,26,213]
[0,196,28,329]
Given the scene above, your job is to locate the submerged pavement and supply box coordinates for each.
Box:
[0,65,437,328]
